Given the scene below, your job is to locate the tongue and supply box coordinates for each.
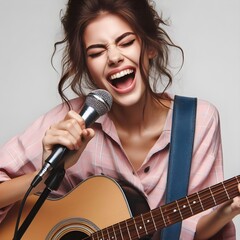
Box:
[114,76,133,89]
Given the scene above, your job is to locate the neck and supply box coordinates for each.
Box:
[109,92,171,134]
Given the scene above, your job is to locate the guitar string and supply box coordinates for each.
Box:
[149,180,239,227]
[89,179,239,240]
[129,180,238,231]
[86,180,239,240]
[78,178,239,240]
[97,180,238,240]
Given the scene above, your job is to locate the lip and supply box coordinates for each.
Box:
[107,66,136,94]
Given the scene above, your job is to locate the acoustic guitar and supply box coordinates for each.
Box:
[0,175,239,240]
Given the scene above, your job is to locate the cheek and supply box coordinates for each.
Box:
[86,60,106,87]
[124,45,141,64]
[87,59,101,78]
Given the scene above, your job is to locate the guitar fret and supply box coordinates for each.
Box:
[160,202,182,226]
[133,218,140,238]
[150,210,157,231]
[103,230,107,240]
[107,227,113,240]
[106,228,110,240]
[134,215,146,237]
[176,198,192,219]
[142,212,156,235]
[129,217,141,239]
[159,207,167,227]
[224,177,239,199]
[117,222,124,240]
[141,214,148,235]
[209,187,217,205]
[197,192,205,210]
[125,220,132,239]
[186,196,194,215]
[187,193,202,214]
[222,182,230,200]
[111,225,118,240]
[199,187,215,208]
[211,182,228,205]
[105,229,110,240]
[175,201,183,220]
[100,228,108,240]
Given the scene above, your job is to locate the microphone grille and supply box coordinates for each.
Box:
[86,89,113,116]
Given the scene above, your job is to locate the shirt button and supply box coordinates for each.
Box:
[144,166,150,173]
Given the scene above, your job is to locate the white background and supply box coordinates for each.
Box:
[0,0,239,237]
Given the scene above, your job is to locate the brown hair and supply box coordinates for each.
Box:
[53,0,183,105]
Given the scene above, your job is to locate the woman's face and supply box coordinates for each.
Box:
[83,13,153,107]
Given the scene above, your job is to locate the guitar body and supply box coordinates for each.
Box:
[0,175,151,240]
[1,174,239,240]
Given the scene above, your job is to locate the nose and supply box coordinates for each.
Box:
[107,45,123,66]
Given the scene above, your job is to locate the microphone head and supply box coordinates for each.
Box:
[86,89,113,116]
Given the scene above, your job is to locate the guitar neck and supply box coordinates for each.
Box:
[152,175,240,229]
[92,175,240,240]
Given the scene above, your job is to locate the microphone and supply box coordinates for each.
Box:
[31,89,112,187]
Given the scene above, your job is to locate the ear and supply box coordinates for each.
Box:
[147,46,157,59]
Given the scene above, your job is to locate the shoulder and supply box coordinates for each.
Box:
[193,98,222,148]
[42,97,84,122]
[170,94,220,126]
[171,95,221,137]
[50,97,84,113]
[196,98,220,126]
[12,97,85,143]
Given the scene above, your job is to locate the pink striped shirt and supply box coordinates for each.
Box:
[0,96,236,239]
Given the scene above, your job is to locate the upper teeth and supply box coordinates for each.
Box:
[110,69,134,80]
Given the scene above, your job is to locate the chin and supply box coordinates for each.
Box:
[114,88,146,108]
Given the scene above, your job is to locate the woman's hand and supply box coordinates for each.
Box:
[42,110,95,169]
[195,184,240,239]
[230,184,240,215]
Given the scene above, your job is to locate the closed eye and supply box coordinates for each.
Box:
[120,39,135,47]
[88,50,105,58]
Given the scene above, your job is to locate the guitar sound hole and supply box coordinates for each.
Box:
[59,231,88,240]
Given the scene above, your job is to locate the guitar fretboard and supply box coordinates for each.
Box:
[89,175,240,240]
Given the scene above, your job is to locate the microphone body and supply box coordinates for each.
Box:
[31,89,112,187]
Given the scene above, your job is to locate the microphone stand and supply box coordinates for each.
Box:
[14,166,65,240]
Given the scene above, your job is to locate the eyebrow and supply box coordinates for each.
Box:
[86,32,135,52]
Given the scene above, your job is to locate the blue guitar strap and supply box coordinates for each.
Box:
[161,95,197,240]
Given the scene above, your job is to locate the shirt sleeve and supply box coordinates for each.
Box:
[0,99,82,223]
[180,100,236,239]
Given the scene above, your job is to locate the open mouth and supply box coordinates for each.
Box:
[108,69,135,90]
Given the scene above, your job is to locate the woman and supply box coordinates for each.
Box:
[0,0,239,239]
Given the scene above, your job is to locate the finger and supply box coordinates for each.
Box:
[81,128,95,143]
[231,196,240,212]
[62,111,88,141]
[43,129,79,150]
[49,111,84,141]
[59,119,83,143]
[64,110,86,129]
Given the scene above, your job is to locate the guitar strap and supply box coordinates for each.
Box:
[161,95,197,240]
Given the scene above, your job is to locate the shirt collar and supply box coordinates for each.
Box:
[95,98,174,151]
